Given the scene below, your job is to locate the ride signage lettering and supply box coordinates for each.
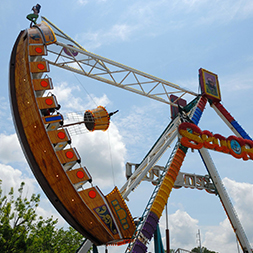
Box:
[178,122,253,160]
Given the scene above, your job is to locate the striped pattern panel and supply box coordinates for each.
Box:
[214,102,252,140]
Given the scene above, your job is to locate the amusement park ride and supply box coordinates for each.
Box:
[9,16,253,253]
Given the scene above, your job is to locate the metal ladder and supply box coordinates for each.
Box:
[125,142,180,253]
[125,96,205,253]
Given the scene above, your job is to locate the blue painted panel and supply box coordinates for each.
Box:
[231,120,252,140]
[191,107,203,125]
[45,115,62,122]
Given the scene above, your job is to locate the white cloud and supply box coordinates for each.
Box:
[171,0,253,25]
[223,178,253,239]
[221,70,253,92]
[200,178,253,252]
[77,0,88,6]
[53,82,84,112]
[0,97,15,134]
[114,101,169,163]
[0,97,8,118]
[77,0,107,4]
[85,93,110,109]
[74,0,253,50]
[76,31,102,49]
[0,163,67,228]
[144,177,253,252]
[71,121,126,189]
[168,209,199,249]
[50,83,125,188]
[204,220,239,253]
[0,163,36,198]
[76,24,135,50]
[53,81,110,112]
[36,199,66,227]
[110,24,133,41]
[116,105,152,146]
[0,133,25,164]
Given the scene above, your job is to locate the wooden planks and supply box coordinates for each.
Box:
[47,128,71,151]
[66,167,92,189]
[10,29,114,245]
[10,23,136,246]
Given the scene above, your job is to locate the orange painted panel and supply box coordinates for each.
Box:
[48,128,70,145]
[36,96,58,110]
[33,78,53,91]
[66,167,92,185]
[29,45,47,56]
[56,148,80,165]
[30,61,50,73]
[11,26,114,246]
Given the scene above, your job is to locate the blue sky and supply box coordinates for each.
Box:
[1,0,253,252]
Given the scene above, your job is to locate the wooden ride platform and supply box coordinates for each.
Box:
[9,22,135,245]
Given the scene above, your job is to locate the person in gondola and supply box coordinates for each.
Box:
[26,4,41,27]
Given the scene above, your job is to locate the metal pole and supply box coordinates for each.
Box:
[165,204,170,253]
[197,229,202,253]
[63,120,85,128]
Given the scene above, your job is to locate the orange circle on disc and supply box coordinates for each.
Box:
[35,47,43,53]
[37,63,45,70]
[88,190,96,199]
[57,132,66,139]
[40,80,48,87]
[45,98,53,105]
[76,171,85,179]
[66,151,74,159]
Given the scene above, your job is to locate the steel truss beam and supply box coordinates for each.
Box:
[120,116,180,199]
[120,97,201,199]
[40,17,251,252]
[42,17,197,106]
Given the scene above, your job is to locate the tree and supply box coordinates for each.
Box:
[191,246,219,253]
[0,180,85,253]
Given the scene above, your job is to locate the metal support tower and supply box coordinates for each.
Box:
[199,148,252,253]
[38,17,252,253]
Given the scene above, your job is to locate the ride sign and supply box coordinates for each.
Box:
[178,122,253,160]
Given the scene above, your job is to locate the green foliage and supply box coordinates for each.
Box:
[191,246,219,253]
[0,180,84,253]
